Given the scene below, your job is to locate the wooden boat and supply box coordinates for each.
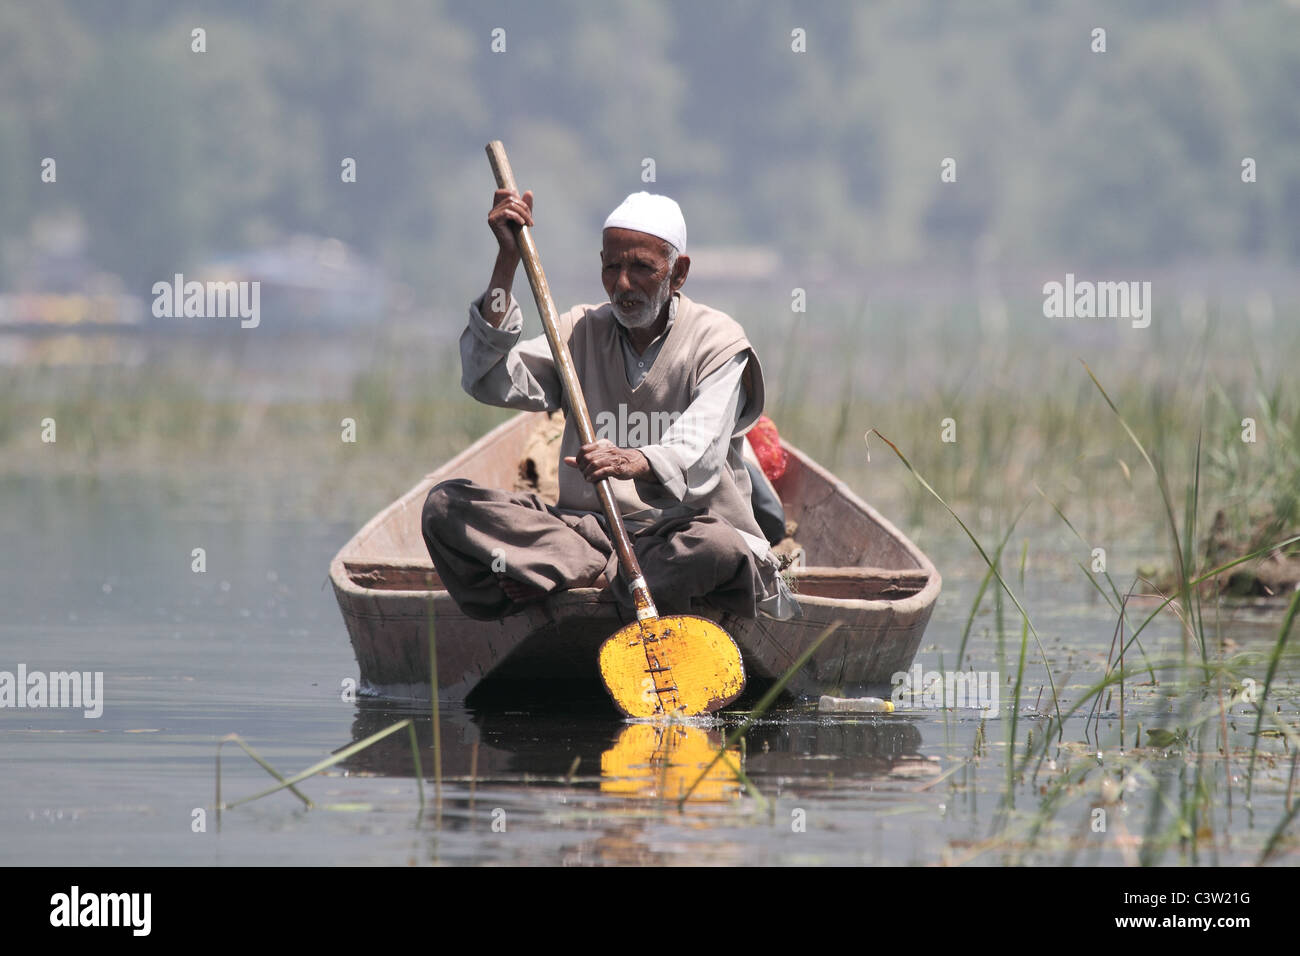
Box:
[330,411,941,703]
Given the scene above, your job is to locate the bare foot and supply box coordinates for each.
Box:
[498,575,548,604]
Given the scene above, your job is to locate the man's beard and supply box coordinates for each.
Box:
[610,275,672,330]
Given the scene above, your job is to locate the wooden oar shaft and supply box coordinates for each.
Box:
[485,141,656,619]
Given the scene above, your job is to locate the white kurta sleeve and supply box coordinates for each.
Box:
[460,290,564,411]
[636,353,750,505]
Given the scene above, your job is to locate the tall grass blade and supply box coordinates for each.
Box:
[1081,361,1199,655]
[217,733,313,809]
[224,719,414,809]
[428,597,443,809]
[1246,586,1300,803]
[865,428,1061,726]
[1006,542,1029,803]
[1034,480,1156,679]
[408,722,426,809]
[956,503,1028,671]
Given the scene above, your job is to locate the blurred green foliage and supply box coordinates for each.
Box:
[2,0,1298,295]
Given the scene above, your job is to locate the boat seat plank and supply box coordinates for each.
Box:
[344,559,930,600]
[789,567,929,600]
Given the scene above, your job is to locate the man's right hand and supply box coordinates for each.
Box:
[488,188,534,261]
[483,188,534,328]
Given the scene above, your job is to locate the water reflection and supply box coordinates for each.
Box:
[742,719,925,780]
[600,723,741,802]
[342,700,928,797]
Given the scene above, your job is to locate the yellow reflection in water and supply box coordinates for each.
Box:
[600,723,742,802]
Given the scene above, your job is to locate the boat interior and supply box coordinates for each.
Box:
[338,412,934,603]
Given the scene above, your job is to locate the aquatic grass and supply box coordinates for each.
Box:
[1083,584,1141,742]
[715,746,766,811]
[955,503,1028,670]
[1005,541,1030,804]
[408,722,426,809]
[917,752,973,793]
[1082,361,1206,669]
[1137,673,1218,867]
[827,365,856,473]
[865,427,1062,726]
[1289,751,1299,812]
[428,596,443,811]
[7,309,1292,544]
[1009,668,1220,863]
[1205,372,1300,552]
[1006,637,1297,864]
[1261,790,1300,863]
[217,718,423,811]
[468,738,479,814]
[1246,586,1300,804]
[216,732,315,825]
[1033,480,1155,680]
[884,347,1300,862]
[1094,536,1300,715]
[939,650,951,751]
[771,301,808,429]
[1020,750,1149,861]
[1118,599,1127,750]
[656,724,673,807]
[1024,355,1300,856]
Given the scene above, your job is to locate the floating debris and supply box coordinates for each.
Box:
[817,695,894,714]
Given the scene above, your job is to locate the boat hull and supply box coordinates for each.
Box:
[330,412,940,702]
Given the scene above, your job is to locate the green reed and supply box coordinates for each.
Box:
[215,718,424,814]
[868,349,1299,864]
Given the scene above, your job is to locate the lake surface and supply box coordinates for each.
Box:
[1,475,1296,866]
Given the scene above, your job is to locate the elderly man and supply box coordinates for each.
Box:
[421,187,797,623]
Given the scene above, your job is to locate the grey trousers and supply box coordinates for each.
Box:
[421,478,762,621]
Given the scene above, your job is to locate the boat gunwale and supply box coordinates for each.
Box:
[329,411,941,616]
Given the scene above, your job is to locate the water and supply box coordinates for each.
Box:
[2,476,1296,865]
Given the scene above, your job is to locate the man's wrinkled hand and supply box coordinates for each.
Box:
[488,187,534,261]
[563,439,653,482]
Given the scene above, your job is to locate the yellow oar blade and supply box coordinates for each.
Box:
[598,615,745,718]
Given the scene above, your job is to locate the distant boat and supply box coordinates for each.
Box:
[330,411,941,703]
[184,235,390,330]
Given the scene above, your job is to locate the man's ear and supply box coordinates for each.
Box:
[670,254,690,291]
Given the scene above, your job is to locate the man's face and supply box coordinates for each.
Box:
[601,227,681,330]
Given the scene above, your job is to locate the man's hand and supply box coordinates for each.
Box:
[564,439,654,482]
[482,188,534,328]
[488,188,534,262]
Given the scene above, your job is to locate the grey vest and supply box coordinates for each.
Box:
[555,293,766,541]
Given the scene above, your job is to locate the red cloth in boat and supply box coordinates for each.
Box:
[746,415,788,483]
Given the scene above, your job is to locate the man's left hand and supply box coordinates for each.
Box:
[563,439,653,482]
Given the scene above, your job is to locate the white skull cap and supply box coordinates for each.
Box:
[603,192,687,254]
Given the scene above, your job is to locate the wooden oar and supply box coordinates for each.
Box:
[485,140,745,718]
